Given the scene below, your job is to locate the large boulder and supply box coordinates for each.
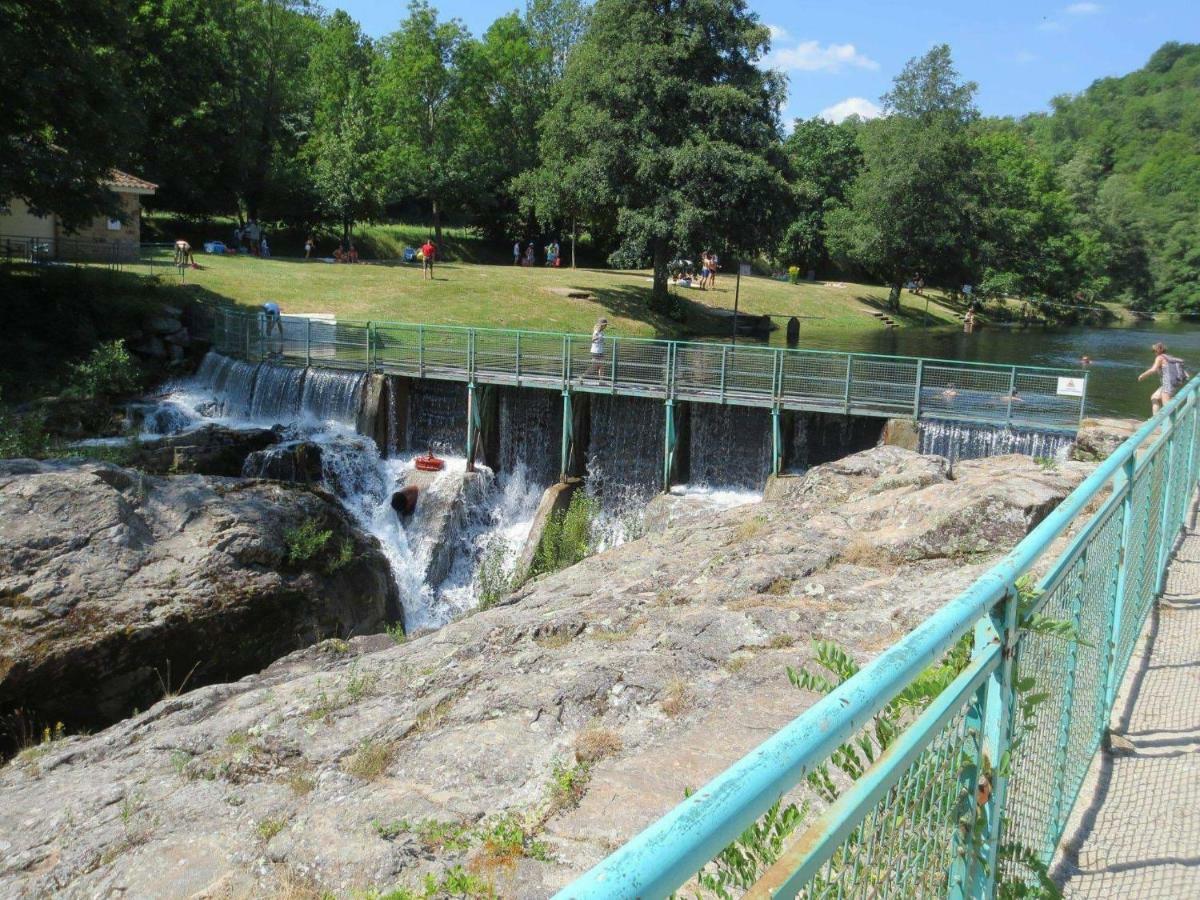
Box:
[0,448,1091,898]
[0,460,400,737]
[1072,417,1140,462]
[127,424,279,476]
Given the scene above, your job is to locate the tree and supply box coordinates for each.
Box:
[306,10,380,238]
[530,0,789,302]
[825,45,979,309]
[0,0,136,227]
[374,1,478,242]
[778,118,862,274]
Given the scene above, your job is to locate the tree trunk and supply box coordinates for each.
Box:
[432,199,442,244]
[652,240,671,301]
[571,217,577,270]
[888,280,902,313]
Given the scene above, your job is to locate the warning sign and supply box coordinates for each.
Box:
[1056,377,1086,397]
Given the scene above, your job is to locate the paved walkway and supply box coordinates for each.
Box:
[1053,525,1200,897]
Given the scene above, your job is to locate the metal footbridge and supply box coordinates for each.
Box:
[200,306,1087,435]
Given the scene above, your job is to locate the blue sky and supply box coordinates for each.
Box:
[333,1,1199,123]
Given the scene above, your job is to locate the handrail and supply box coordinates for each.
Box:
[557,378,1200,899]
[199,305,1087,432]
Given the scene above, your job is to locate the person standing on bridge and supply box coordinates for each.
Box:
[261,301,283,358]
[1138,342,1190,416]
[588,318,609,380]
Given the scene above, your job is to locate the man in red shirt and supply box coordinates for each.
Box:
[421,239,436,280]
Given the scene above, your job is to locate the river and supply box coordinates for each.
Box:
[784,321,1200,421]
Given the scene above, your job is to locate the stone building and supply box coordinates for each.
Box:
[0,169,157,262]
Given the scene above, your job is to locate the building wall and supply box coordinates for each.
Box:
[66,192,142,260]
[0,199,57,250]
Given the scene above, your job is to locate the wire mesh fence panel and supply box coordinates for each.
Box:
[919,363,1016,424]
[779,352,849,411]
[849,358,920,416]
[417,328,471,379]
[612,338,670,394]
[373,323,424,375]
[514,332,568,385]
[792,701,982,899]
[1011,371,1082,431]
[720,346,777,404]
[472,330,520,382]
[674,343,730,400]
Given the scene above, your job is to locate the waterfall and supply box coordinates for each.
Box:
[587,395,664,507]
[497,387,560,488]
[249,364,306,422]
[918,421,1075,461]
[688,404,772,490]
[406,379,465,454]
[300,368,366,427]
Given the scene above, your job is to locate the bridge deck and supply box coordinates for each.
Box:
[198,307,1087,433]
[1053,519,1200,897]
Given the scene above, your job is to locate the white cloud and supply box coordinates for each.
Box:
[1065,2,1101,14]
[819,97,882,123]
[771,40,879,73]
[767,23,791,43]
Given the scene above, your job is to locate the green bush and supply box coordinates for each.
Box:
[66,340,141,399]
[530,491,598,578]
[0,404,49,459]
[284,518,333,565]
[476,537,512,610]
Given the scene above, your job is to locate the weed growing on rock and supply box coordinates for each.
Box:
[343,740,395,781]
[837,539,900,571]
[169,749,192,777]
[374,818,474,852]
[768,633,795,649]
[531,492,598,578]
[547,759,591,811]
[256,817,287,841]
[724,654,751,674]
[287,771,316,796]
[1034,456,1060,473]
[325,537,355,574]
[764,577,792,596]
[154,658,201,700]
[285,519,333,565]
[385,621,407,644]
[661,678,694,717]
[574,726,622,764]
[733,515,767,542]
[476,537,513,611]
[478,813,550,868]
[413,694,458,735]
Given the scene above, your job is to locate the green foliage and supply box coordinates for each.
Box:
[385,621,407,644]
[547,759,591,810]
[284,519,333,566]
[325,537,355,574]
[530,491,598,578]
[475,537,512,610]
[0,404,49,459]
[65,341,141,399]
[689,794,808,900]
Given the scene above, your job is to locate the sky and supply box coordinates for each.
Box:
[332,1,1200,124]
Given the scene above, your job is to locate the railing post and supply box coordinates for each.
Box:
[560,389,573,477]
[515,332,522,385]
[719,346,727,404]
[1154,408,1179,593]
[843,355,853,415]
[366,321,374,371]
[914,358,924,419]
[467,329,476,383]
[773,349,784,406]
[563,334,572,385]
[418,325,425,378]
[466,381,477,472]
[611,337,619,393]
[967,589,1019,896]
[1104,455,1137,708]
[771,407,782,475]
[663,398,676,492]
[305,317,312,368]
[1079,371,1090,426]
[1005,367,1017,426]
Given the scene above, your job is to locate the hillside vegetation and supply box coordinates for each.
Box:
[1023,42,1200,312]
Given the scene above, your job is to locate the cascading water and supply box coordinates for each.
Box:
[249,364,306,422]
[586,395,666,547]
[918,421,1075,461]
[497,387,560,488]
[300,368,367,427]
[406,380,465,454]
[688,404,772,490]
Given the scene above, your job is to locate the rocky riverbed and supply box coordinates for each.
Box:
[0,447,1093,899]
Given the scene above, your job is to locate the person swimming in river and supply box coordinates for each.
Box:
[391,485,419,518]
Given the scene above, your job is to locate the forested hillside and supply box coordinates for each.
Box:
[1023,42,1200,312]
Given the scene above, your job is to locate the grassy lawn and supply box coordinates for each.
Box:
[127,248,961,342]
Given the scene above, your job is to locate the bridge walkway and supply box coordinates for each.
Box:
[1053,518,1200,897]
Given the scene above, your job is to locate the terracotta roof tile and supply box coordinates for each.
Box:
[105,169,157,192]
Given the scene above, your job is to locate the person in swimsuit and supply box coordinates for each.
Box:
[1138,342,1190,416]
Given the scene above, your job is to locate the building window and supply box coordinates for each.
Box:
[107,218,121,231]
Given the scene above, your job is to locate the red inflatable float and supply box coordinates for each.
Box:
[414,452,445,472]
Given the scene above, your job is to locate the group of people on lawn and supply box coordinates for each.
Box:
[515,239,562,267]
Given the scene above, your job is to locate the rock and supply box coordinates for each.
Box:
[0,459,400,739]
[243,440,324,484]
[164,327,190,347]
[147,316,183,336]
[132,336,166,359]
[21,396,123,440]
[515,478,581,578]
[1073,417,1140,462]
[0,448,1093,898]
[879,418,919,451]
[128,424,279,476]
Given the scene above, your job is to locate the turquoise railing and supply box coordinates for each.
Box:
[557,377,1200,898]
[199,306,1087,433]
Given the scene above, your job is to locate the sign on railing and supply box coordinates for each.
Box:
[201,306,1087,432]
